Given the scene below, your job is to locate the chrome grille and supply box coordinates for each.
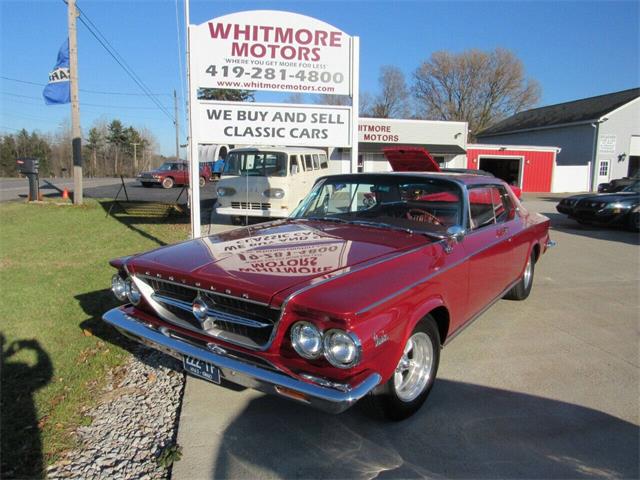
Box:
[230,202,271,210]
[139,276,279,349]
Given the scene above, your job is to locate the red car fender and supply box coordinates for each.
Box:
[369,294,447,383]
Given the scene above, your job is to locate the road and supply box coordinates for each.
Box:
[0,177,218,203]
[173,195,639,479]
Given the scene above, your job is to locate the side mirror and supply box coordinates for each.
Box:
[444,226,465,253]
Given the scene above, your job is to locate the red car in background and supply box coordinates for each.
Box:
[137,162,212,189]
[104,171,553,420]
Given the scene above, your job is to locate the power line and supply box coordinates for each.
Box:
[1,91,168,110]
[0,75,170,97]
[73,2,174,122]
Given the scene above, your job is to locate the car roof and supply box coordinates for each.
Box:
[316,171,506,187]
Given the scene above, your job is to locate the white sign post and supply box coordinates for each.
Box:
[186,9,359,238]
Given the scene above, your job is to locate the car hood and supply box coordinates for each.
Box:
[382,146,441,172]
[125,220,429,306]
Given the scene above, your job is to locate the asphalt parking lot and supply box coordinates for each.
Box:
[173,195,639,479]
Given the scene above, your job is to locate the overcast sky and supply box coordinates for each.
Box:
[1,0,638,156]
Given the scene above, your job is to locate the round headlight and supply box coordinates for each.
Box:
[323,330,360,368]
[290,322,323,359]
[217,186,236,197]
[125,278,141,305]
[263,188,285,199]
[111,274,128,302]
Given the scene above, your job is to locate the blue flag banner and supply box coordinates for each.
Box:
[43,39,71,105]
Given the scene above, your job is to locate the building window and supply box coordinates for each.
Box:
[433,156,445,166]
[599,161,609,176]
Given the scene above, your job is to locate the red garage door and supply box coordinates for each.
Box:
[467,148,555,193]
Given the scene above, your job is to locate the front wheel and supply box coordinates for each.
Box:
[199,176,206,188]
[628,211,640,232]
[161,177,174,189]
[504,251,535,301]
[366,317,440,421]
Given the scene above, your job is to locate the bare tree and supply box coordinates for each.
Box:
[368,66,410,118]
[413,48,540,137]
[314,94,351,106]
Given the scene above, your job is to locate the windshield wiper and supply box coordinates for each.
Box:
[348,220,416,235]
[306,216,350,223]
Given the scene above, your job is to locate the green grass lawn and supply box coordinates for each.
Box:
[0,199,189,478]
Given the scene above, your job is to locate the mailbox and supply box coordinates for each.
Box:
[16,157,40,201]
[16,157,39,175]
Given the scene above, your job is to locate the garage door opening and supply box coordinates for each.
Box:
[478,156,523,187]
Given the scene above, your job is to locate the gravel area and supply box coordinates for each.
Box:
[47,348,185,480]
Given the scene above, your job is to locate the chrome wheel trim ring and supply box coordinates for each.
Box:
[523,258,533,289]
[393,332,434,402]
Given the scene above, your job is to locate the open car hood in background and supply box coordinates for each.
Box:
[383,146,441,172]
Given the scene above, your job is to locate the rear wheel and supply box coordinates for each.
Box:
[504,251,535,300]
[199,176,206,188]
[161,177,174,189]
[366,317,440,421]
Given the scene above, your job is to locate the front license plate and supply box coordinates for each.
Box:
[183,355,221,384]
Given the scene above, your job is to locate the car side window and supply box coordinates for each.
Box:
[290,155,299,175]
[468,187,495,230]
[491,186,516,223]
[312,154,320,170]
[304,155,313,170]
[319,154,328,169]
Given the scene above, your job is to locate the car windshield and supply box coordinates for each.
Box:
[223,151,287,177]
[291,176,463,235]
[157,162,180,171]
[622,181,640,193]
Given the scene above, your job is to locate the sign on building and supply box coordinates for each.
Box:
[599,134,617,153]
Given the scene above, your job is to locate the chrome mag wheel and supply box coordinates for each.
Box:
[523,258,533,290]
[394,332,434,402]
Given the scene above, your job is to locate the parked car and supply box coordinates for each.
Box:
[137,162,212,189]
[104,172,553,420]
[216,146,332,225]
[557,181,640,231]
[597,175,639,193]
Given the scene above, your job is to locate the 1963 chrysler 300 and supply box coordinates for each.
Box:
[104,172,554,420]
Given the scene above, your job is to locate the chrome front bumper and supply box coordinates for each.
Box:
[102,308,381,414]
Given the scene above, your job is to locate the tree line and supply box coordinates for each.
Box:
[319,47,541,140]
[0,119,161,178]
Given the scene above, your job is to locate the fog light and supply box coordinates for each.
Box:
[323,330,361,368]
[125,278,141,305]
[290,322,323,359]
[111,274,128,302]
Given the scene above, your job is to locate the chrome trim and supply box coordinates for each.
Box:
[102,307,381,414]
[138,274,273,308]
[545,239,557,249]
[150,293,272,329]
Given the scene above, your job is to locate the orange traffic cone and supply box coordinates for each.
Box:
[62,188,69,200]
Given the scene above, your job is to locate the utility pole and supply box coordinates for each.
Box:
[67,0,83,204]
[174,89,180,160]
[131,142,140,172]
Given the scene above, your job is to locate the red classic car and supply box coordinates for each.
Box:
[104,172,554,420]
[137,162,212,189]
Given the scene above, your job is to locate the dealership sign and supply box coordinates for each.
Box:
[196,101,351,147]
[189,10,352,96]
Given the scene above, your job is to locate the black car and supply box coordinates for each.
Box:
[598,175,640,193]
[557,181,640,231]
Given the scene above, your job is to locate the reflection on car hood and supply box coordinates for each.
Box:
[125,220,428,305]
[574,192,639,203]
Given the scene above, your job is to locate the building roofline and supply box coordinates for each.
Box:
[468,143,561,153]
